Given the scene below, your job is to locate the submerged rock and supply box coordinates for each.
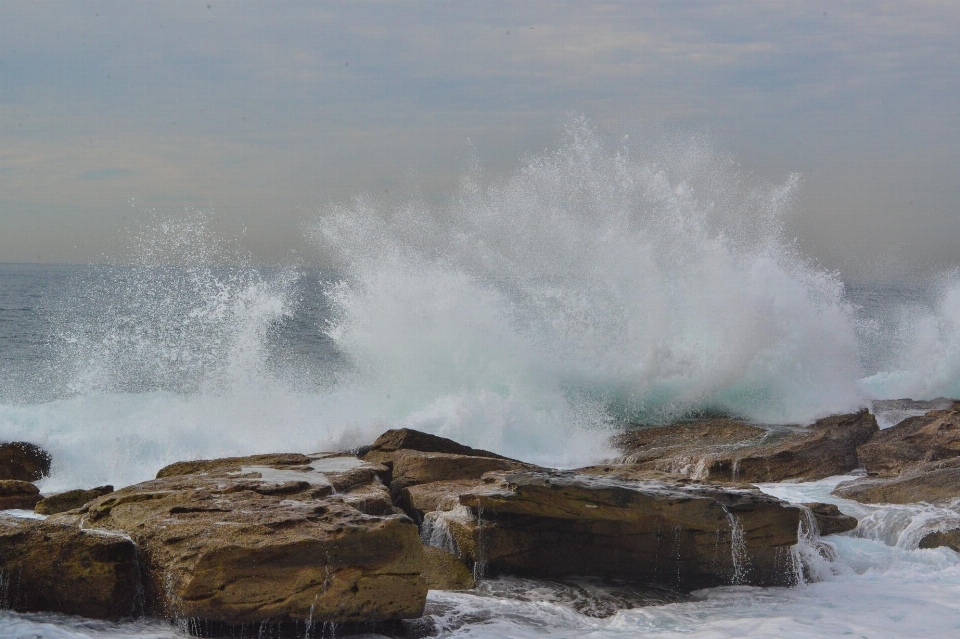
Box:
[413,468,801,590]
[614,411,878,483]
[857,402,960,476]
[48,452,427,627]
[0,514,141,619]
[0,442,51,482]
[0,479,41,510]
[34,485,114,515]
[802,502,858,536]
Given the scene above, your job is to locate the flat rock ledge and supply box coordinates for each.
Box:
[413,468,801,590]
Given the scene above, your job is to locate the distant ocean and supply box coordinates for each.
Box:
[2,124,959,637]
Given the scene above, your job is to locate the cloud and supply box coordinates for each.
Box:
[79,167,135,181]
[0,1,958,278]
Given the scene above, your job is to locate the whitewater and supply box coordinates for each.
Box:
[2,121,960,637]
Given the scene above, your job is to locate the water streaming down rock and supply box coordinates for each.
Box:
[789,505,840,585]
[721,507,749,585]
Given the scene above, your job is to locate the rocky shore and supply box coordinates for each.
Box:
[1,400,959,636]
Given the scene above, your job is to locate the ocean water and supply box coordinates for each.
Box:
[2,122,960,637]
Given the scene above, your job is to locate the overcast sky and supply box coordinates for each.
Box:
[1,1,958,281]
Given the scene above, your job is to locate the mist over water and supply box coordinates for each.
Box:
[0,120,958,491]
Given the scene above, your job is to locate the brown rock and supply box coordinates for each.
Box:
[802,502,858,536]
[421,545,474,591]
[415,469,801,590]
[919,528,960,552]
[35,485,114,515]
[0,479,41,510]
[0,442,51,482]
[614,411,878,483]
[857,402,960,476]
[364,428,507,459]
[0,514,141,619]
[403,479,487,514]
[389,450,528,497]
[833,458,960,505]
[155,452,314,478]
[50,453,427,626]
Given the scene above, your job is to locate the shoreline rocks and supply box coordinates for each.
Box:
[7,408,941,630]
[414,468,801,590]
[0,514,142,619]
[0,480,41,510]
[47,452,428,626]
[832,403,960,507]
[35,485,114,515]
[614,411,878,483]
[857,401,960,477]
[802,502,858,536]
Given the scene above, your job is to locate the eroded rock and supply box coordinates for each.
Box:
[0,479,41,510]
[414,469,801,590]
[362,428,507,460]
[919,528,960,552]
[614,411,878,483]
[0,514,141,619]
[387,450,529,500]
[833,458,960,505]
[802,502,858,536]
[857,402,960,476]
[421,545,474,591]
[49,453,427,627]
[35,485,114,515]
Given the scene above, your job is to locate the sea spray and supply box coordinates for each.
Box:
[0,120,885,492]
[861,272,960,400]
[313,118,865,453]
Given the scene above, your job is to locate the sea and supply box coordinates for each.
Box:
[2,124,960,637]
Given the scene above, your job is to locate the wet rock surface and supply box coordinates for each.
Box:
[387,450,531,501]
[1,422,893,629]
[48,452,428,627]
[614,411,878,483]
[0,479,41,510]
[0,442,51,482]
[422,545,475,591]
[362,428,509,460]
[857,402,960,476]
[802,502,858,535]
[34,485,114,515]
[414,467,801,590]
[833,458,960,505]
[0,513,142,619]
[918,528,960,552]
